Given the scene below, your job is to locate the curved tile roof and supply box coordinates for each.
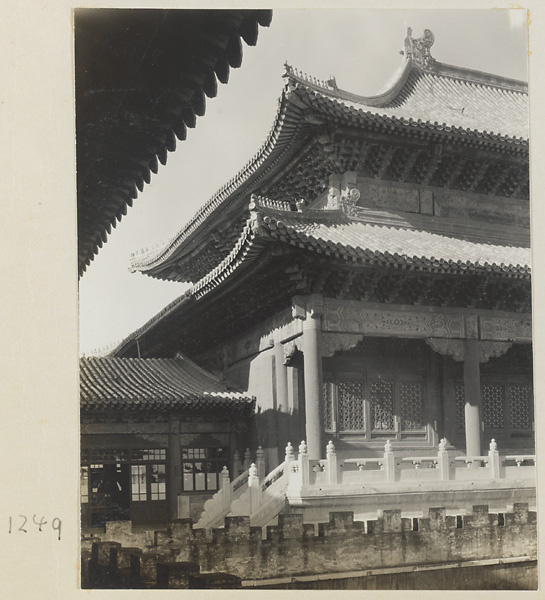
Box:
[129,56,528,281]
[80,354,255,413]
[259,208,530,278]
[76,9,272,277]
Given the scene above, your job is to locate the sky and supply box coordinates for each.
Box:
[78,8,529,356]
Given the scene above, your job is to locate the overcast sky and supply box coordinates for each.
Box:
[78,8,528,355]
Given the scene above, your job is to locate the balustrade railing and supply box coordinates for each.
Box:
[193,446,265,529]
[287,438,535,492]
[195,439,535,529]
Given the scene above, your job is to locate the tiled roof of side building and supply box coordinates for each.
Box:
[80,354,255,413]
[129,35,528,282]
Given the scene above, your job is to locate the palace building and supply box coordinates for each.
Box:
[81,29,534,533]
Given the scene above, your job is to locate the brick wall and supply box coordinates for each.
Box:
[83,503,537,589]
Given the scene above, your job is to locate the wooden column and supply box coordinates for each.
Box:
[168,421,181,519]
[274,340,289,463]
[274,340,289,414]
[300,297,324,460]
[463,316,482,457]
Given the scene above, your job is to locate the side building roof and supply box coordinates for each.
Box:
[80,354,255,415]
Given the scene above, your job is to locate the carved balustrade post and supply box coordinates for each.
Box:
[248,463,262,513]
[284,442,295,485]
[298,441,310,486]
[383,440,396,483]
[243,448,252,472]
[256,446,266,482]
[326,440,338,485]
[488,439,501,479]
[233,450,242,477]
[437,438,450,481]
[220,467,232,510]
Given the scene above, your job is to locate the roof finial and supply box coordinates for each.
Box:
[400,27,436,70]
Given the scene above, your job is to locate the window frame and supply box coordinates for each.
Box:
[323,366,429,443]
[181,446,228,493]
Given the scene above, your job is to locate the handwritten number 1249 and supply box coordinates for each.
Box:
[8,515,62,540]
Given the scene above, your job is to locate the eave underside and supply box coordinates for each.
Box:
[114,246,532,360]
[76,8,272,276]
[135,126,529,283]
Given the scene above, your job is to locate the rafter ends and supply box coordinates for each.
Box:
[173,119,187,141]
[191,88,206,117]
[202,71,218,98]
[226,35,243,69]
[214,55,230,84]
[255,10,273,27]
[181,106,196,129]
[157,145,168,166]
[240,17,259,46]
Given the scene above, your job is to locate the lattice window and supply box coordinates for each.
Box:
[150,464,166,500]
[80,466,89,504]
[400,381,425,431]
[509,383,532,429]
[181,447,227,492]
[338,380,365,431]
[131,465,147,501]
[81,448,131,464]
[323,381,334,432]
[455,383,465,431]
[369,379,394,430]
[482,383,505,430]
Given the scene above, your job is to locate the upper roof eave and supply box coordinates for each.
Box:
[129,57,528,282]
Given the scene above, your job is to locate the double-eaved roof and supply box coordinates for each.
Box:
[80,354,254,414]
[128,38,528,284]
[107,30,530,359]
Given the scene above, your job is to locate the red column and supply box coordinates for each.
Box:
[463,316,482,457]
[303,315,323,460]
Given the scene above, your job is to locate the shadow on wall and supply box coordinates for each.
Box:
[253,407,302,460]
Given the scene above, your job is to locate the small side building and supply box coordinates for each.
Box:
[80,354,255,528]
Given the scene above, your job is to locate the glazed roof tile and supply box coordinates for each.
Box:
[80,354,254,413]
[258,208,530,277]
[311,64,528,141]
[130,58,528,281]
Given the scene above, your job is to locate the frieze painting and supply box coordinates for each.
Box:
[74,8,536,591]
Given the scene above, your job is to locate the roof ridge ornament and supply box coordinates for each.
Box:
[283,61,338,91]
[401,27,436,70]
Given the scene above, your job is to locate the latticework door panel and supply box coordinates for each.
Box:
[509,383,532,430]
[400,381,425,431]
[369,379,394,431]
[482,382,505,430]
[338,380,365,431]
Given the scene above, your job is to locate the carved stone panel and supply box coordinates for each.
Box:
[324,301,465,339]
[480,316,532,342]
